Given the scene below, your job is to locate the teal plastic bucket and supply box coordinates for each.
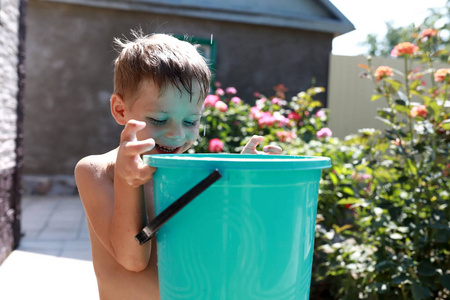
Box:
[143,154,330,300]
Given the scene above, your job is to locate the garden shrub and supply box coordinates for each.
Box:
[317,28,450,299]
[192,27,449,299]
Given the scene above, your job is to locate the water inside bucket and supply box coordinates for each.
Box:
[144,154,330,300]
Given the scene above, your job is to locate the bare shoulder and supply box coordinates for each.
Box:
[75,150,114,175]
[74,149,118,201]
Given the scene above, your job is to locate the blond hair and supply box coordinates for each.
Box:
[113,31,211,105]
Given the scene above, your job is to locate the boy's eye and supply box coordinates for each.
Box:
[184,120,198,127]
[149,118,167,125]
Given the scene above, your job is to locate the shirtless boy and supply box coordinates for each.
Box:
[75,32,282,300]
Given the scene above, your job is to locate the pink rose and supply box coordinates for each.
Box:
[215,100,228,112]
[434,68,450,83]
[315,110,326,118]
[351,172,373,182]
[250,106,262,120]
[204,95,219,108]
[288,112,301,121]
[277,131,297,142]
[316,127,332,138]
[420,28,438,40]
[410,105,427,118]
[374,66,394,81]
[215,88,225,96]
[273,112,289,127]
[225,87,237,95]
[256,98,266,109]
[208,138,224,152]
[258,112,276,127]
[390,42,419,57]
[231,97,242,104]
[271,98,282,104]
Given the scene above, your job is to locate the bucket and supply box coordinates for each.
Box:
[138,154,330,300]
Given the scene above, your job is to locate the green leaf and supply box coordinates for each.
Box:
[374,167,392,181]
[417,262,436,277]
[412,282,423,300]
[337,197,364,205]
[375,260,396,272]
[429,101,441,116]
[378,107,395,117]
[341,186,354,196]
[409,80,421,91]
[310,100,322,108]
[395,99,407,106]
[385,78,403,92]
[375,116,394,126]
[371,94,383,101]
[398,175,409,183]
[392,274,409,285]
[440,274,450,290]
[394,104,410,114]
[328,172,338,186]
[440,119,450,130]
[407,159,418,176]
[411,281,431,300]
[332,224,353,234]
[389,233,403,240]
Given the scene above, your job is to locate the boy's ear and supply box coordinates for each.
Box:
[110,93,127,125]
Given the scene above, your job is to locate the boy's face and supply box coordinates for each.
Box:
[124,80,203,155]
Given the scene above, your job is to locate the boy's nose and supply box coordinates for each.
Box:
[165,123,185,141]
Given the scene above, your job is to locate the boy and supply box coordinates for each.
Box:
[75,32,281,300]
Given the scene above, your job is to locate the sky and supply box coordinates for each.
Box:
[329,0,448,56]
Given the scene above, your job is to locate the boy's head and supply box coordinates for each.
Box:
[113,32,211,106]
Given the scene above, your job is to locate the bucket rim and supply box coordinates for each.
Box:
[144,153,331,170]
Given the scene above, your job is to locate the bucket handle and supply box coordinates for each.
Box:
[135,169,222,245]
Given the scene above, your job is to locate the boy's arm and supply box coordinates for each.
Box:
[75,120,155,272]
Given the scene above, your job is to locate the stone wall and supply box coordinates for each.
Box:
[0,0,25,264]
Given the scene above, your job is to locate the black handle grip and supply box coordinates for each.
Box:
[135,169,222,245]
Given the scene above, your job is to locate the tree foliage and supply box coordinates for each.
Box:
[363,1,450,59]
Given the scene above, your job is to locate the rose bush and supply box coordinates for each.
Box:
[191,26,449,300]
[192,82,331,154]
[315,27,450,299]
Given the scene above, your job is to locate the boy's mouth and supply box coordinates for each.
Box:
[155,144,182,154]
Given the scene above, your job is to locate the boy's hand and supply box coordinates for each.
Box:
[116,120,156,187]
[241,135,283,155]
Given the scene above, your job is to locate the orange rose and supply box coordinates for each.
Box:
[410,105,427,118]
[374,66,394,81]
[390,42,419,57]
[421,28,438,39]
[434,68,450,83]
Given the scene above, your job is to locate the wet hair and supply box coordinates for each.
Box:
[113,31,211,106]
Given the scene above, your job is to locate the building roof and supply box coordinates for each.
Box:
[39,0,355,35]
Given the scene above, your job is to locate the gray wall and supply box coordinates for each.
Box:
[24,1,333,174]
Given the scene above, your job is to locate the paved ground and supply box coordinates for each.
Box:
[0,195,99,299]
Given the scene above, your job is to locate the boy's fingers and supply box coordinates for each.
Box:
[137,164,156,180]
[121,120,146,142]
[122,139,155,156]
[124,163,156,187]
[262,145,283,155]
[127,165,155,187]
[241,135,264,154]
